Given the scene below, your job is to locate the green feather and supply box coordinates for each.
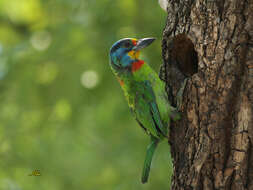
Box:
[141,136,159,183]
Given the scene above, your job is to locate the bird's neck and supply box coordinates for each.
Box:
[117,59,150,86]
[131,59,145,72]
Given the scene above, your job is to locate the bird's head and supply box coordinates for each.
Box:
[109,38,155,74]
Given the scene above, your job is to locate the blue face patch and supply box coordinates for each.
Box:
[110,39,136,72]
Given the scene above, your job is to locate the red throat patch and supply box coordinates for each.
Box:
[132,60,144,72]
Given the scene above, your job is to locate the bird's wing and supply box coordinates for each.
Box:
[142,80,167,137]
[130,108,148,133]
[130,80,167,138]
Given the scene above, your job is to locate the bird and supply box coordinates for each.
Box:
[109,38,180,183]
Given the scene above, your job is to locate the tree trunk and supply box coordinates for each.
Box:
[160,0,253,189]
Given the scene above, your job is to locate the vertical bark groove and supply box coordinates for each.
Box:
[160,0,253,189]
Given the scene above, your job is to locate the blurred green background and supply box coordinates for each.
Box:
[0,0,171,189]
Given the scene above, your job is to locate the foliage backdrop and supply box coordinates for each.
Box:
[0,0,169,189]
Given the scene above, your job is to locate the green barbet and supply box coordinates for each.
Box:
[109,38,180,183]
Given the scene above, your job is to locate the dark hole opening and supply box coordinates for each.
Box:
[170,34,198,77]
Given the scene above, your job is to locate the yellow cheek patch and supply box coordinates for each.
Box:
[128,50,140,59]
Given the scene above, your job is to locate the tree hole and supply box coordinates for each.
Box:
[169,34,198,77]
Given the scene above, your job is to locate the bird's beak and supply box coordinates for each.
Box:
[132,38,156,51]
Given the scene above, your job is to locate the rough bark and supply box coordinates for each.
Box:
[160,0,253,189]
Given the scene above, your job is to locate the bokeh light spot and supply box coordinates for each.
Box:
[2,0,43,23]
[37,62,58,85]
[30,31,51,51]
[0,141,10,154]
[54,99,72,121]
[81,70,99,89]
[100,167,117,184]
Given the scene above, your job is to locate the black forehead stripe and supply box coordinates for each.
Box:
[110,38,133,53]
[110,43,121,53]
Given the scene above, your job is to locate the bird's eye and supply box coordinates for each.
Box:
[125,42,131,48]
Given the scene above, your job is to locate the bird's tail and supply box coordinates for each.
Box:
[141,136,159,184]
